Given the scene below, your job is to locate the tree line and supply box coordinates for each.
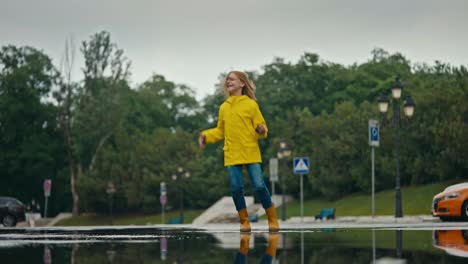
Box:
[1,31,466,216]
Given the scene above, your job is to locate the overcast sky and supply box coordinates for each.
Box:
[1,0,467,99]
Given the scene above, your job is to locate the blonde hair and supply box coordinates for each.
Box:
[223,71,257,101]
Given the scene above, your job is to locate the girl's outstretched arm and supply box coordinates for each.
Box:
[253,103,268,139]
[200,105,225,145]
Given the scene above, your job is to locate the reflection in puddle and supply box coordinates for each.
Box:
[1,228,468,263]
[234,233,279,264]
[433,229,468,258]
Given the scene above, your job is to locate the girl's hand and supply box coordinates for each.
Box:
[256,124,266,134]
[198,134,206,149]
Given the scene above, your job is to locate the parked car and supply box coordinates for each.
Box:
[0,197,26,227]
[432,182,468,221]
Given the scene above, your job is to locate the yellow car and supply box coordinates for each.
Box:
[432,182,468,221]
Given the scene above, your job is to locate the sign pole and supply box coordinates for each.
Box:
[371,147,375,217]
[44,197,48,218]
[369,119,379,218]
[271,181,275,203]
[43,179,52,218]
[293,157,309,224]
[160,182,167,224]
[162,204,165,224]
[300,173,304,223]
[106,181,116,224]
[269,158,278,204]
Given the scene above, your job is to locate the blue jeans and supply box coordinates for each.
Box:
[228,163,272,211]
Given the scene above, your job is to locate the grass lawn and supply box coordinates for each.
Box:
[56,182,451,226]
[270,181,450,219]
[57,209,204,226]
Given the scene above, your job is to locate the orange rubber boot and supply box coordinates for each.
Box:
[238,208,251,232]
[265,204,280,232]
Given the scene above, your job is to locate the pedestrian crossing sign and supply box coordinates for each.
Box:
[293,157,310,174]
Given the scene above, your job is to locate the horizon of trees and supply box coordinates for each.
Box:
[1,31,467,216]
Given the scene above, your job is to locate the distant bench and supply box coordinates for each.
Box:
[248,213,258,223]
[168,217,182,224]
[315,208,335,220]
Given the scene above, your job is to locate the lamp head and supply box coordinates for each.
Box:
[377,95,389,113]
[403,96,416,118]
[391,77,403,99]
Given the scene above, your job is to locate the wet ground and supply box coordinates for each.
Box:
[1,224,468,263]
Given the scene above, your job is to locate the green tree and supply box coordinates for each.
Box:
[0,45,64,207]
[53,31,132,215]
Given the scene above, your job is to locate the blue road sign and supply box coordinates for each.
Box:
[370,127,379,141]
[369,119,379,147]
[293,157,310,174]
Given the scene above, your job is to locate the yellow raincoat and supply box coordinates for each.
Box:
[201,95,268,166]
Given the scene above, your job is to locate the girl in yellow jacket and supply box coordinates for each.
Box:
[199,71,279,232]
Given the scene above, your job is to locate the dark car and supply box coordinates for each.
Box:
[0,197,26,227]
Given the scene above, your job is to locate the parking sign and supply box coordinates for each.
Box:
[368,119,379,147]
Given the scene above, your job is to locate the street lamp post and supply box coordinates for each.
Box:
[377,77,416,218]
[277,138,292,221]
[172,167,191,223]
